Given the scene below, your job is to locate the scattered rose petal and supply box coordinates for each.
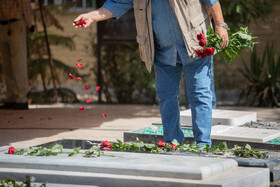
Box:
[76,63,83,67]
[76,19,87,26]
[86,99,92,103]
[158,141,165,147]
[8,147,16,154]
[96,86,101,92]
[69,73,74,79]
[85,85,88,90]
[77,59,82,62]
[79,107,85,111]
[197,33,205,41]
[76,77,82,80]
[102,114,107,118]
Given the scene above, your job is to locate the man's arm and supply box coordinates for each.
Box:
[73,0,133,29]
[201,0,228,49]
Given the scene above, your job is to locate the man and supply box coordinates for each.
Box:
[0,0,33,110]
[74,0,228,147]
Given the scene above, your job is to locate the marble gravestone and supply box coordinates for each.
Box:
[180,109,257,127]
[211,125,280,143]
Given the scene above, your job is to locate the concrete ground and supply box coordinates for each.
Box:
[0,104,279,147]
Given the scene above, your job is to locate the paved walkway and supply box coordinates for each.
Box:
[0,104,279,147]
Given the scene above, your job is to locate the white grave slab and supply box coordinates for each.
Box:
[211,125,280,143]
[181,109,257,127]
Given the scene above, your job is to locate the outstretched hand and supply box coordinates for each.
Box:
[73,13,95,29]
[215,27,229,49]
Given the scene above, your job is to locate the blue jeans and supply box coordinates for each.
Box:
[155,55,213,147]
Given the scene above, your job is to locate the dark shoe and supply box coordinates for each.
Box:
[0,102,15,109]
[12,102,28,110]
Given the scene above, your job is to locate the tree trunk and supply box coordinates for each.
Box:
[38,0,58,102]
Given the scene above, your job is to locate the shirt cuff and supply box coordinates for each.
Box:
[102,2,124,20]
[202,0,218,7]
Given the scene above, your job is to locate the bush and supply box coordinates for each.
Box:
[238,43,280,107]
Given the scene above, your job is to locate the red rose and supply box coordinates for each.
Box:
[211,47,215,55]
[107,144,112,148]
[158,141,165,147]
[200,50,207,58]
[204,47,215,56]
[199,39,207,47]
[197,33,205,41]
[195,49,202,57]
[101,140,110,147]
[170,144,176,148]
[8,147,16,154]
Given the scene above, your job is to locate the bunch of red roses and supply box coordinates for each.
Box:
[195,33,215,58]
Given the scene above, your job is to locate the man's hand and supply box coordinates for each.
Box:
[73,13,95,29]
[215,27,228,49]
[207,1,228,49]
[73,7,115,29]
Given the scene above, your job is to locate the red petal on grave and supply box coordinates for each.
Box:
[76,63,83,67]
[69,73,74,79]
[85,85,88,90]
[76,77,82,80]
[79,107,85,111]
[96,86,101,91]
[86,99,92,103]
[77,59,82,62]
[102,114,107,118]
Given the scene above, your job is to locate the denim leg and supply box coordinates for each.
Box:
[183,56,213,147]
[154,61,185,144]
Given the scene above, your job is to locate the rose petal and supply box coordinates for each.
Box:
[79,107,85,111]
[76,63,83,67]
[69,73,74,79]
[76,77,82,80]
[96,86,101,92]
[86,99,92,103]
[102,114,107,118]
[85,85,88,90]
[77,59,82,62]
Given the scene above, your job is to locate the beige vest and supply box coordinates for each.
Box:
[133,0,212,72]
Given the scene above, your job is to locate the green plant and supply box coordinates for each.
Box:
[92,43,156,104]
[206,27,256,64]
[0,176,46,187]
[238,43,280,107]
[220,0,274,31]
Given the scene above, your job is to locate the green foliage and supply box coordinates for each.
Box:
[206,27,256,64]
[68,147,81,156]
[8,140,268,159]
[238,43,280,107]
[0,176,46,187]
[232,144,269,159]
[94,44,156,104]
[27,144,63,156]
[220,0,274,31]
[84,145,101,157]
